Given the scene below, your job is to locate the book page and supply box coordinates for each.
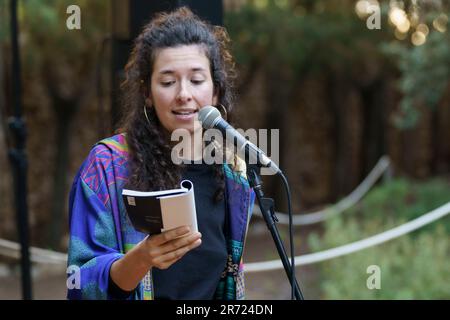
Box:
[159,181,198,233]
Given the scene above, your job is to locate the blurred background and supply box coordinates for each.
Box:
[0,0,449,299]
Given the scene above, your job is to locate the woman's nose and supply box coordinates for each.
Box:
[176,81,192,103]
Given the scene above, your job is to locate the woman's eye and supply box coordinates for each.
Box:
[191,79,205,85]
[161,81,175,87]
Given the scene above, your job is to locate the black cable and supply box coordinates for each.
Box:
[279,171,297,300]
[248,164,303,299]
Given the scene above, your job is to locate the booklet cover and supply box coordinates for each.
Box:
[122,180,198,235]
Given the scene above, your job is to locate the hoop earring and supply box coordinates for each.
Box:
[215,104,228,121]
[143,105,152,126]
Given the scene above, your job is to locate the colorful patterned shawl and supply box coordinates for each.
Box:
[67,133,255,300]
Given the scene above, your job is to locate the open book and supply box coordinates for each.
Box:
[122,180,198,235]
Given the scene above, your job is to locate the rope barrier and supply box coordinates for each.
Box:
[0,239,67,265]
[1,201,448,270]
[245,201,450,272]
[1,165,448,275]
[253,155,391,225]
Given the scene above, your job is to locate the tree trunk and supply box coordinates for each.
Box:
[0,42,16,238]
[432,84,450,174]
[329,72,364,198]
[360,79,385,178]
[263,65,295,212]
[48,103,75,249]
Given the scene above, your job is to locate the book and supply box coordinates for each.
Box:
[122,180,198,235]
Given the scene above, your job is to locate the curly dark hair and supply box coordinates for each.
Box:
[117,7,237,202]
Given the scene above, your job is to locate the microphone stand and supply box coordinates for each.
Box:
[8,0,32,299]
[246,164,304,300]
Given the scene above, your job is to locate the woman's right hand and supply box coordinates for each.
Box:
[140,226,202,270]
[110,225,201,292]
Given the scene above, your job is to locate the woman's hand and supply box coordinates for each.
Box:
[141,226,202,270]
[110,225,201,292]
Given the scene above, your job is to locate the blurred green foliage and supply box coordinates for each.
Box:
[0,0,110,249]
[381,11,450,129]
[225,0,388,80]
[17,0,108,77]
[308,177,450,299]
[0,0,109,103]
[225,0,450,129]
[0,3,8,43]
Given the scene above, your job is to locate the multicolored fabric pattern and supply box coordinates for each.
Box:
[67,133,255,300]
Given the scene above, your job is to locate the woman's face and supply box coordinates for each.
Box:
[148,44,218,135]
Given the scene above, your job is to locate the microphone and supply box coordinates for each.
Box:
[198,106,281,175]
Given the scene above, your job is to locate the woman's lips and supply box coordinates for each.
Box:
[172,109,198,121]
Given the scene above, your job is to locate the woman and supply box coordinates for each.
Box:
[67,7,255,300]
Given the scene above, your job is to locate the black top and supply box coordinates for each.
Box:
[152,163,227,299]
[109,163,227,300]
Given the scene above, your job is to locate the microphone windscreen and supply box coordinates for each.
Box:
[198,106,221,129]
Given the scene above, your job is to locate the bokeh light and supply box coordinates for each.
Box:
[394,28,408,40]
[355,0,380,19]
[416,23,429,36]
[411,30,426,46]
[397,19,411,33]
[389,7,408,27]
[433,14,448,33]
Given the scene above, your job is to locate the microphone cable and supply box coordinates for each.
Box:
[279,171,304,300]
